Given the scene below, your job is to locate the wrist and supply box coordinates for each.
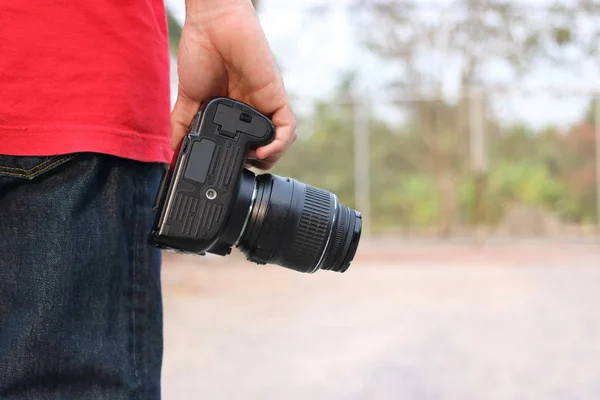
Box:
[185,0,252,24]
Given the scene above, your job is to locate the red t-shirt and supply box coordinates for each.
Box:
[0,0,173,164]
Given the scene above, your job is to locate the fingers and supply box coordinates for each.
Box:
[170,92,201,150]
[250,131,296,171]
[247,149,258,159]
[245,155,279,171]
[247,136,296,171]
[251,104,297,168]
[173,86,297,171]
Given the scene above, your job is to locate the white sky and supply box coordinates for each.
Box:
[165,0,599,129]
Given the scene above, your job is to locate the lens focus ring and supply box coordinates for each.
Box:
[281,185,333,272]
[236,174,361,274]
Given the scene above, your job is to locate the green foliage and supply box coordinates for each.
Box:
[347,0,600,233]
[272,86,597,233]
[386,175,440,227]
[553,27,573,45]
[486,161,566,214]
[271,102,357,207]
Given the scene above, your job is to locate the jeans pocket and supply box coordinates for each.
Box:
[0,154,78,180]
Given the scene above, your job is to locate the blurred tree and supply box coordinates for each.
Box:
[274,71,598,233]
[558,121,598,223]
[350,0,600,234]
[273,74,449,233]
[352,1,600,96]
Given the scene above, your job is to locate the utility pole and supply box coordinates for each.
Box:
[353,97,371,237]
[469,87,488,242]
[595,92,600,236]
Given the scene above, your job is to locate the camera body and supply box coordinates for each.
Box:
[152,97,362,274]
[152,97,274,257]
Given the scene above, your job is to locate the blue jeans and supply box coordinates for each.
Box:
[0,153,164,399]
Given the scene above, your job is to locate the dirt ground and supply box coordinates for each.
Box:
[161,239,600,400]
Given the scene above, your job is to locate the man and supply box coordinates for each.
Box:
[0,0,296,398]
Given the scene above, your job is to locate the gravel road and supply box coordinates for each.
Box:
[161,241,600,400]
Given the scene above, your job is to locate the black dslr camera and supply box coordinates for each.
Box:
[151,97,362,273]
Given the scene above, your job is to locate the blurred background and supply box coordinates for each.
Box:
[161,1,600,399]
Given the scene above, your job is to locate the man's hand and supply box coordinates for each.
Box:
[171,0,296,170]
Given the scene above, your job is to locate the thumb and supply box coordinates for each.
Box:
[170,91,200,150]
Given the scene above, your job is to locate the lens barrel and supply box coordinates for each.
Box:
[234,172,362,273]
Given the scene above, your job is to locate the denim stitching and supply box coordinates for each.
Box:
[0,157,54,172]
[0,156,74,178]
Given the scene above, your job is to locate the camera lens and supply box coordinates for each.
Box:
[232,172,362,273]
